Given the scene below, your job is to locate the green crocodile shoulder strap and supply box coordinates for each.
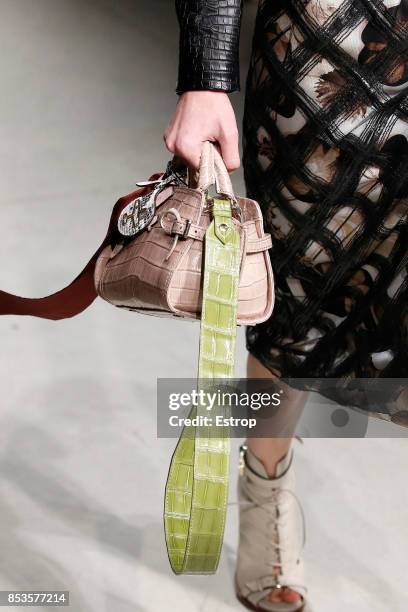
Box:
[164,198,241,574]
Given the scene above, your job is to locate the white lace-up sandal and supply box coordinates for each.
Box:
[235,444,308,612]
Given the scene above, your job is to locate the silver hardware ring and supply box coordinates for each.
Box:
[160,208,182,234]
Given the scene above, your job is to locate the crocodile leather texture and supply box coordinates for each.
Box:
[197,198,241,379]
[175,0,243,93]
[94,142,274,325]
[164,198,241,574]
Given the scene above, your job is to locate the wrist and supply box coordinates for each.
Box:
[176,81,240,96]
[177,90,231,98]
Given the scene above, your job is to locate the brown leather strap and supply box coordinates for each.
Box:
[0,179,160,320]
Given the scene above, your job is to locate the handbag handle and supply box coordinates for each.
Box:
[188,141,236,201]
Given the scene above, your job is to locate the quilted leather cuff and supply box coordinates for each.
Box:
[175,0,243,94]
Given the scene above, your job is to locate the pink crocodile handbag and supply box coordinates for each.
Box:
[94,141,275,324]
[0,142,274,324]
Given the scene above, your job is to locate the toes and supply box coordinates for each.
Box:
[268,587,302,604]
[282,588,302,603]
[269,568,302,604]
[268,589,283,603]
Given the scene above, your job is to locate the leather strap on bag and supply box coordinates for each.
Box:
[164,197,241,574]
[0,181,160,319]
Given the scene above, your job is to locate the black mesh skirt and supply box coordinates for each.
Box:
[242,0,408,420]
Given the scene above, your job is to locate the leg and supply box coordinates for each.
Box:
[246,353,307,477]
[236,353,309,610]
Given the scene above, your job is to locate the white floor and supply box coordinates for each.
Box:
[0,1,407,610]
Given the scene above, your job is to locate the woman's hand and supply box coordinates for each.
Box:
[163,91,240,171]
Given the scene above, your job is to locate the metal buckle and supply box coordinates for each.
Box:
[160,209,191,240]
[160,208,180,234]
[182,219,191,239]
[203,197,242,220]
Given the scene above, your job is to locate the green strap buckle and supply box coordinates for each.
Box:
[164,197,241,574]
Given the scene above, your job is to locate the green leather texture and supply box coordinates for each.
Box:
[164,198,241,574]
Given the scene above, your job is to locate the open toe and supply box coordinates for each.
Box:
[235,445,308,612]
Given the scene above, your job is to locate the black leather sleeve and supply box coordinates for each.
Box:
[175,0,243,94]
